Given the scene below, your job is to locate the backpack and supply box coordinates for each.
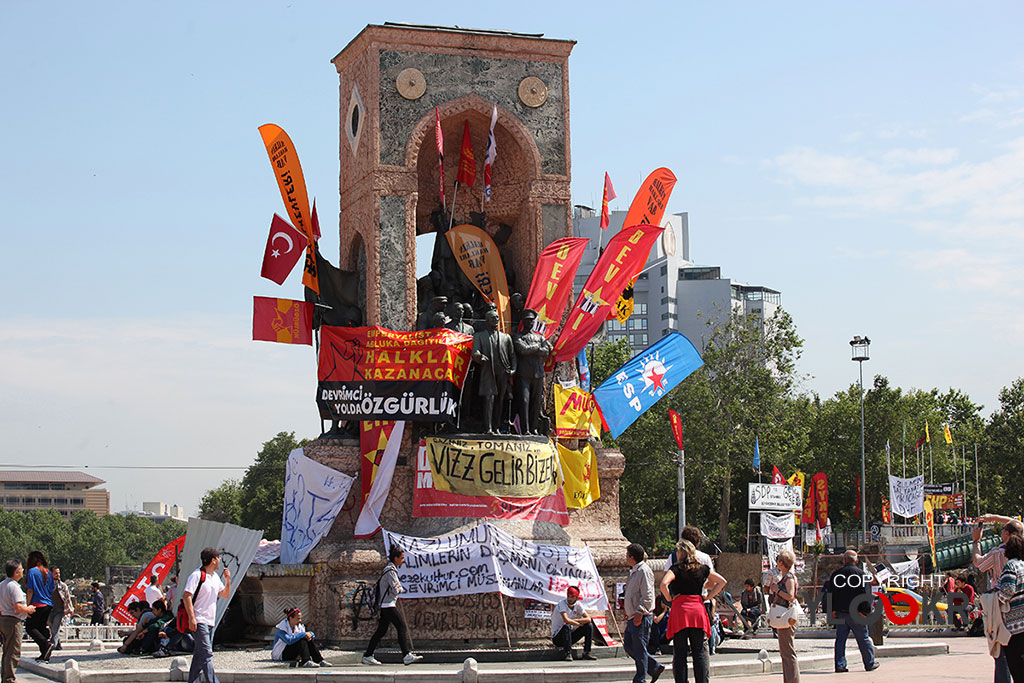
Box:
[175,570,206,633]
[366,566,397,618]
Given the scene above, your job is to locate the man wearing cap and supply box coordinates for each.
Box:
[551,586,595,661]
[513,308,552,435]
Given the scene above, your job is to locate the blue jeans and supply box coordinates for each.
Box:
[834,612,875,671]
[623,615,661,683]
[188,623,217,683]
[995,649,1010,683]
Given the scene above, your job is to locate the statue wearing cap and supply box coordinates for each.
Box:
[513,308,552,435]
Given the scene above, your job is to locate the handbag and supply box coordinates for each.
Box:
[767,574,801,629]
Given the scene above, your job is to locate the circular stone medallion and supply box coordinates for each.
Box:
[396,68,426,100]
[518,76,548,108]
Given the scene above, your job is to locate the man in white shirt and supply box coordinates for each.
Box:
[550,586,595,661]
[1,560,36,683]
[182,548,231,683]
[144,575,163,606]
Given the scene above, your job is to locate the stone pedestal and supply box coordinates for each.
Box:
[300,433,628,646]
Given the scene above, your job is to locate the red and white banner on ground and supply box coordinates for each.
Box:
[111,535,185,625]
[412,441,569,524]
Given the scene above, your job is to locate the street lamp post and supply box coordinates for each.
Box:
[850,336,871,544]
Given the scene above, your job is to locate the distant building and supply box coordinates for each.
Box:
[118,501,186,523]
[572,208,781,354]
[0,470,110,517]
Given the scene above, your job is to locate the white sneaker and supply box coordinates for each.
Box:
[403,653,423,666]
[302,660,318,668]
[362,656,382,665]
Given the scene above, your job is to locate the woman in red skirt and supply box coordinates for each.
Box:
[660,539,727,683]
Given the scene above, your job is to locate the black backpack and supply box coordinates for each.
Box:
[367,566,398,618]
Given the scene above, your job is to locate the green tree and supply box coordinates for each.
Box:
[983,378,1024,514]
[198,479,243,525]
[238,431,310,539]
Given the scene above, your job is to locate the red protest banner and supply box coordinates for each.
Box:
[317,326,472,423]
[260,214,308,285]
[812,472,829,529]
[550,224,664,363]
[411,441,569,524]
[668,410,684,450]
[524,237,588,339]
[456,120,476,187]
[252,297,313,345]
[111,535,185,625]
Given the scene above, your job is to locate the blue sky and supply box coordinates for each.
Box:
[2,2,1023,519]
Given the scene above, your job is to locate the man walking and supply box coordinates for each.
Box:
[182,548,231,683]
[623,543,665,683]
[90,582,104,625]
[1,560,36,683]
[825,550,879,673]
[47,568,72,652]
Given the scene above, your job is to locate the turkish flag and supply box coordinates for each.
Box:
[260,214,308,285]
[252,297,313,345]
[772,466,785,485]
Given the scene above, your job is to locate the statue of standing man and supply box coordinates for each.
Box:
[472,309,516,434]
[513,309,552,435]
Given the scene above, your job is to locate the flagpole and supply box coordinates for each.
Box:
[962,444,967,523]
[929,440,933,484]
[677,445,686,534]
[902,421,906,477]
[974,443,980,519]
[448,182,459,231]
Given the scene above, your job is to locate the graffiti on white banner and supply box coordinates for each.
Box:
[281,449,355,564]
[888,474,925,518]
[766,538,794,567]
[383,522,608,610]
[760,512,795,539]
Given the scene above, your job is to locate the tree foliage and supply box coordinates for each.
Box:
[0,508,185,580]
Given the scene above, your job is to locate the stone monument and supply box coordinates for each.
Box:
[240,24,631,648]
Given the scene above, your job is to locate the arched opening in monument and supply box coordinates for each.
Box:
[412,106,538,322]
[346,231,367,318]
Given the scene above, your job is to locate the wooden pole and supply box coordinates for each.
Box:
[497,591,512,649]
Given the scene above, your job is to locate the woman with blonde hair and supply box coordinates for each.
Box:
[769,549,800,682]
[660,539,727,683]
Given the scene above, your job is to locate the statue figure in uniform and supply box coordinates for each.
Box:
[471,309,517,434]
[513,308,551,435]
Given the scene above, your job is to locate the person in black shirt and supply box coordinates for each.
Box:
[660,540,726,683]
[825,550,879,673]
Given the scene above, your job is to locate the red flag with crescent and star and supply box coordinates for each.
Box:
[772,466,785,485]
[260,214,308,285]
[359,421,399,509]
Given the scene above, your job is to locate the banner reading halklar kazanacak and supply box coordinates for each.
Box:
[317,326,472,422]
[383,522,609,611]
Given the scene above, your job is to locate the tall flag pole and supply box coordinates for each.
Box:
[974,443,980,518]
[926,421,933,483]
[435,107,446,214]
[482,104,497,210]
[902,420,907,477]
[668,409,685,535]
[962,444,968,523]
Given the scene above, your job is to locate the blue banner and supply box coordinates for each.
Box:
[593,332,703,439]
[577,349,591,392]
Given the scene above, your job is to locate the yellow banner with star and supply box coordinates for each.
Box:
[557,442,600,509]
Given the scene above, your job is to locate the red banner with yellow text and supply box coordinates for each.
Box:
[613,168,677,323]
[524,237,588,338]
[668,409,684,450]
[258,124,318,294]
[551,224,664,363]
[446,225,511,332]
[317,326,472,423]
[112,535,185,625]
[812,472,829,529]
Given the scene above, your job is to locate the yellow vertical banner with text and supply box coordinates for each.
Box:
[924,499,936,569]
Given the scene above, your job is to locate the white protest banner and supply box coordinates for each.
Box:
[760,512,795,539]
[383,522,608,611]
[280,448,355,564]
[765,538,793,568]
[804,527,817,547]
[888,474,925,518]
[891,559,920,578]
[252,539,281,565]
[748,483,802,511]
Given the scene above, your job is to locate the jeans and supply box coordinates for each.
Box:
[187,623,216,683]
[1004,634,1024,683]
[996,648,1011,683]
[741,607,762,631]
[47,609,64,649]
[672,627,708,683]
[25,605,52,655]
[834,612,875,671]
[364,607,411,656]
[282,637,323,664]
[552,622,593,654]
[623,615,661,683]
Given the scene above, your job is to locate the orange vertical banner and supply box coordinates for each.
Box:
[613,168,677,323]
[258,124,319,294]
[924,499,936,568]
[445,224,511,331]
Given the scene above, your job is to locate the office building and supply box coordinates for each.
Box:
[0,470,110,517]
[572,208,781,354]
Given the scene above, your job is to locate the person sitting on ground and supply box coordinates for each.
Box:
[647,594,671,655]
[117,601,154,654]
[272,607,330,668]
[739,578,764,636]
[551,585,595,661]
[136,600,173,654]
